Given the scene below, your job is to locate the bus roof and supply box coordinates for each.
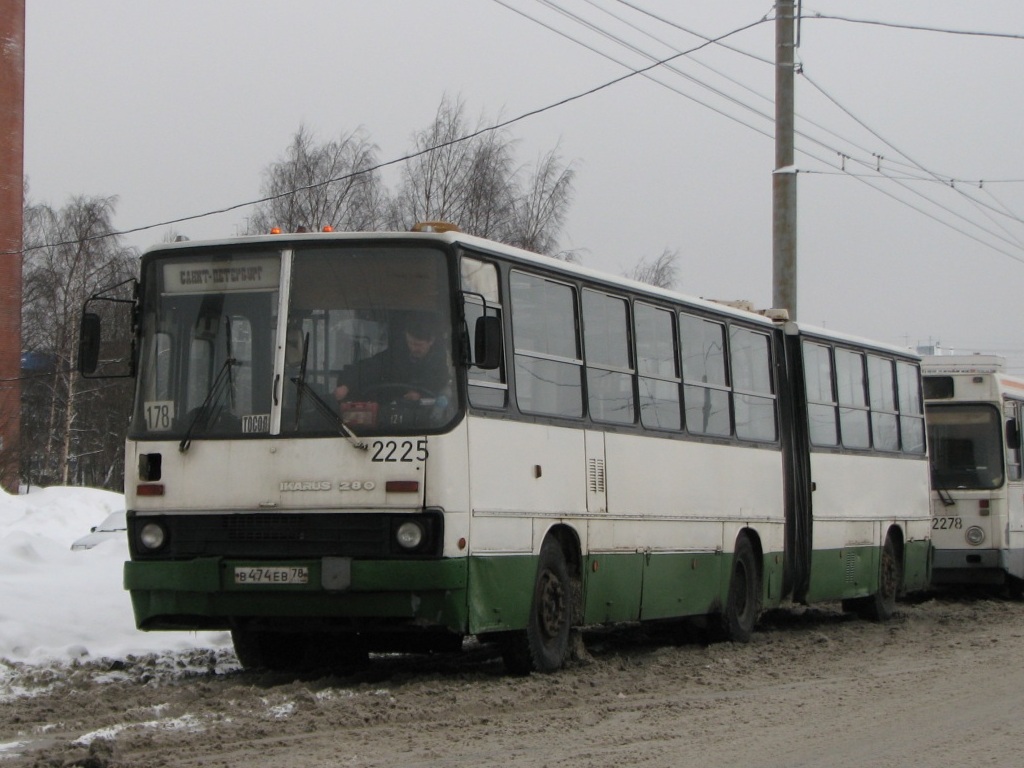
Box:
[921,355,1006,374]
[143,228,917,356]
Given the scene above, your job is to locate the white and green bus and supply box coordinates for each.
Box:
[80,226,931,673]
[922,355,1024,592]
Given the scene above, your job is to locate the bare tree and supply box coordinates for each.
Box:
[504,146,575,257]
[21,195,137,488]
[247,125,388,235]
[629,248,679,290]
[391,96,576,257]
[252,98,577,256]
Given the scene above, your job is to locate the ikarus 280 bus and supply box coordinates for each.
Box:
[79,225,932,673]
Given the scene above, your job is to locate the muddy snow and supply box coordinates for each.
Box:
[3,592,1023,767]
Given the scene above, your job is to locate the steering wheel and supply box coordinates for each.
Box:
[362,383,437,402]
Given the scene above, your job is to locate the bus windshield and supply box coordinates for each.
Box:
[131,243,457,441]
[282,245,456,436]
[926,403,1004,490]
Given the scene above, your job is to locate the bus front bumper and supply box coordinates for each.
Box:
[124,556,469,632]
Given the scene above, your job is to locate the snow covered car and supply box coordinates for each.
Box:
[71,510,127,551]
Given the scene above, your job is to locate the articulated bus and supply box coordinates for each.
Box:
[79,227,931,673]
[922,355,1024,591]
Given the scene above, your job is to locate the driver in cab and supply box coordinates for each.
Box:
[333,313,450,405]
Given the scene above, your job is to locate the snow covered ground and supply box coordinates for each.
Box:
[0,486,228,665]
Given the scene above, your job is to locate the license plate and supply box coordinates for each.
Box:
[234,566,309,585]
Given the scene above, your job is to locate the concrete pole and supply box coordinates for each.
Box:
[773,0,797,319]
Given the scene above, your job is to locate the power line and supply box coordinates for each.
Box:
[8,13,772,258]
[15,5,1024,271]
[502,0,775,135]
[506,0,1024,264]
[803,12,1024,40]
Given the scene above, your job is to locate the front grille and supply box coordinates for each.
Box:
[129,512,441,560]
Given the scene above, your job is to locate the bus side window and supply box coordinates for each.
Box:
[510,271,583,418]
[835,348,870,449]
[679,313,730,437]
[896,361,926,454]
[634,302,680,431]
[803,341,838,446]
[730,326,777,442]
[582,290,635,425]
[867,355,899,452]
[461,256,506,409]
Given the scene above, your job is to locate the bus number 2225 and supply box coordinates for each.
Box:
[370,440,428,463]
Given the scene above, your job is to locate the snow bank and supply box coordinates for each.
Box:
[0,486,228,664]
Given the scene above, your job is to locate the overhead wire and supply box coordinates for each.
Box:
[802,12,1024,40]
[491,0,776,138]
[796,68,1024,255]
[13,3,1024,269]
[8,11,772,258]
[506,0,1024,262]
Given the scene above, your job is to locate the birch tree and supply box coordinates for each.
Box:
[247,125,387,235]
[21,195,136,487]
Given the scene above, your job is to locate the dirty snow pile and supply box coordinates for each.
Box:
[0,486,228,664]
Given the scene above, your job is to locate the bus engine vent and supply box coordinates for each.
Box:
[845,551,857,584]
[588,458,606,494]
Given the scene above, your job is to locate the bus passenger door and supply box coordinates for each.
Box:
[585,430,607,514]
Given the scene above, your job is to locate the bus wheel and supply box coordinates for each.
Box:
[722,536,761,643]
[858,535,901,621]
[231,627,297,671]
[500,538,572,674]
[1006,575,1024,600]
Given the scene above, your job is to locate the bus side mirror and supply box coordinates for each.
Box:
[78,312,102,374]
[474,315,502,370]
[1007,418,1020,450]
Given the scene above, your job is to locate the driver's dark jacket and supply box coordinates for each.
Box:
[337,343,451,401]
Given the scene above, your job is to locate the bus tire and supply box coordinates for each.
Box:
[857,535,901,622]
[722,535,761,643]
[500,537,572,674]
[231,627,296,671]
[1006,575,1024,600]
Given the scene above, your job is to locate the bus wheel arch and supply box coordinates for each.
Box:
[721,530,763,643]
[846,526,904,622]
[876,528,901,618]
[500,526,582,674]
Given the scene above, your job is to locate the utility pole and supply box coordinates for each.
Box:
[773,0,797,318]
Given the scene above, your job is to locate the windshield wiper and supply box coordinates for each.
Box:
[935,483,956,507]
[179,356,238,452]
[290,332,367,451]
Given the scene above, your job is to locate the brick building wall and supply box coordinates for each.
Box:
[0,1,26,492]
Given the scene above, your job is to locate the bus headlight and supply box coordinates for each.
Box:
[139,521,167,551]
[965,526,986,546]
[396,521,425,550]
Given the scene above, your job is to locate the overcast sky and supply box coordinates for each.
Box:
[22,1,1024,369]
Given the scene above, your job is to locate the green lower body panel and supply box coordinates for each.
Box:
[804,545,878,604]
[466,548,785,632]
[125,557,469,633]
[126,545,792,636]
[803,539,932,604]
[584,551,732,623]
[467,554,538,633]
[902,539,932,592]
